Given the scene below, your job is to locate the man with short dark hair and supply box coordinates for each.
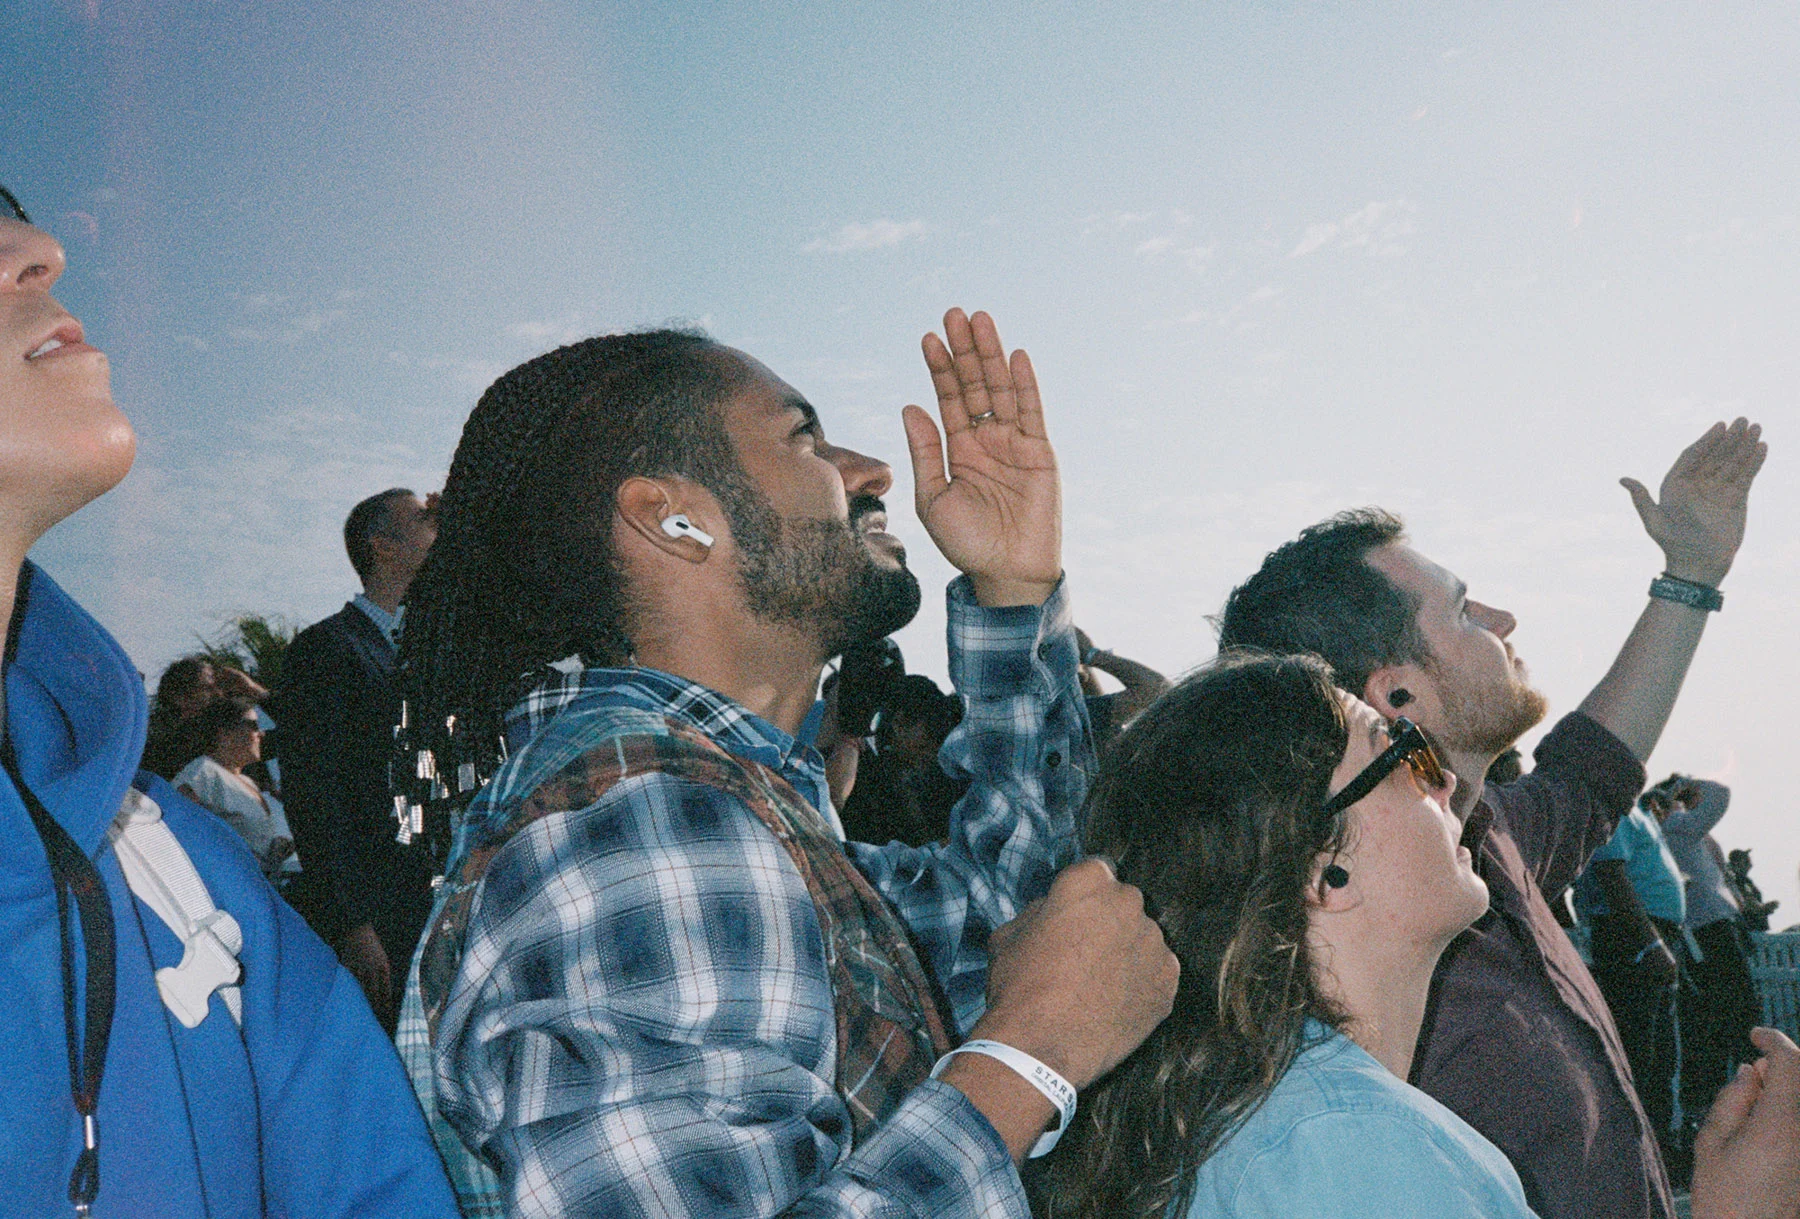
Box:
[1217,420,1767,1219]
[276,486,438,1029]
[394,312,1179,1218]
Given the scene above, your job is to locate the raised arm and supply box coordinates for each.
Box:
[902,308,1061,609]
[1076,626,1171,722]
[1578,418,1767,761]
[1664,776,1731,838]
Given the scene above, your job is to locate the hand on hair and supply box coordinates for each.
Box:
[1690,1027,1800,1219]
[969,856,1179,1089]
[214,664,269,703]
[1620,417,1767,588]
[902,308,1062,607]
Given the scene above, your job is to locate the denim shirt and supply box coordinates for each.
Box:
[1185,1021,1537,1219]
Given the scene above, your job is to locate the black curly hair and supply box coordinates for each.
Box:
[397,329,757,784]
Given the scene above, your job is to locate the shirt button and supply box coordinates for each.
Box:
[1037,641,1053,660]
[1045,750,1062,768]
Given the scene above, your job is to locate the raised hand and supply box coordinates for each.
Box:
[1621,417,1768,587]
[901,308,1061,607]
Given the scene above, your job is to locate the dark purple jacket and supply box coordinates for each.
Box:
[1414,712,1671,1219]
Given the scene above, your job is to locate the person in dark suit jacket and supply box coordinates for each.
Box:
[276,487,438,1030]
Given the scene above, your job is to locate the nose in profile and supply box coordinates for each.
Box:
[826,444,894,501]
[0,220,66,292]
[1469,600,1517,639]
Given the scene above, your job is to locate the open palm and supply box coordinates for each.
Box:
[902,309,1062,606]
[1621,417,1768,586]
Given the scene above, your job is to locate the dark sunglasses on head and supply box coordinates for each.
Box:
[0,185,30,224]
[1323,716,1449,816]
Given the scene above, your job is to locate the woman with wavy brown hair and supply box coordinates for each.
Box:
[1040,651,1800,1219]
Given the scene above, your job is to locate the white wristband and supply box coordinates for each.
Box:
[930,1038,1077,1158]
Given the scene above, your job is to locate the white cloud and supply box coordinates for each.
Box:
[1290,199,1417,258]
[1080,210,1156,234]
[1133,231,1215,272]
[505,313,590,347]
[801,219,928,254]
[386,349,508,392]
[227,308,347,345]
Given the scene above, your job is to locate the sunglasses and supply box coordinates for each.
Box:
[1323,716,1449,816]
[0,185,30,225]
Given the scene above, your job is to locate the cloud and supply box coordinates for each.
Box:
[385,349,507,392]
[505,313,590,347]
[1149,283,1281,331]
[61,210,100,238]
[228,308,346,345]
[1290,199,1417,258]
[1080,210,1156,234]
[1135,234,1216,272]
[801,219,928,254]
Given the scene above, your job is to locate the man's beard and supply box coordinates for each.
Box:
[726,489,923,659]
[1433,661,1550,760]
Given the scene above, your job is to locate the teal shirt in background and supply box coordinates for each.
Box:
[1182,1023,1537,1219]
[1575,807,1687,924]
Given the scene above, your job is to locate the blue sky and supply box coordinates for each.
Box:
[8,1,1799,914]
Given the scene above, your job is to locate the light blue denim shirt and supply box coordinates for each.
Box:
[1184,1022,1538,1219]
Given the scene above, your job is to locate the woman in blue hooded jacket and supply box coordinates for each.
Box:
[0,184,458,1217]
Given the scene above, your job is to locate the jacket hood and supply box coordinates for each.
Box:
[2,562,147,859]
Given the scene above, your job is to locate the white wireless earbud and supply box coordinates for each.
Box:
[660,514,714,548]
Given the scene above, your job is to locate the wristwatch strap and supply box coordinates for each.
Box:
[1648,574,1724,613]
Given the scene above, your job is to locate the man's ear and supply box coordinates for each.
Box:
[616,476,714,564]
[1363,666,1425,720]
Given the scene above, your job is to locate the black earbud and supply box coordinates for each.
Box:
[1323,864,1351,890]
[1389,688,1413,708]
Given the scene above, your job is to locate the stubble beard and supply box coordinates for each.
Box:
[1433,661,1551,762]
[727,488,923,661]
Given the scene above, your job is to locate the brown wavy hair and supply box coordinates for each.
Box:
[1038,651,1353,1219]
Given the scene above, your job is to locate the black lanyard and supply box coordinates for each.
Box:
[3,736,116,1216]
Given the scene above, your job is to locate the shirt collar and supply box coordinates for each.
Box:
[1461,795,1496,854]
[502,662,833,820]
[350,594,403,646]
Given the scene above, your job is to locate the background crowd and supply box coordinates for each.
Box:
[144,475,1797,1207]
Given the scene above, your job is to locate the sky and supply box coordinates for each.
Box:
[7,1,1799,916]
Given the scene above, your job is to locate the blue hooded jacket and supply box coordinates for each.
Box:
[0,565,458,1218]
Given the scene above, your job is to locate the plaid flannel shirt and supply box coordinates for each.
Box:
[398,575,1090,1218]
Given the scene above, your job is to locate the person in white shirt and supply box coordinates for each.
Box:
[173,696,299,882]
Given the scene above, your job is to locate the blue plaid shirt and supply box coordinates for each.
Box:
[399,576,1091,1218]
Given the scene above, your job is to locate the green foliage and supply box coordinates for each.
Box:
[196,613,296,689]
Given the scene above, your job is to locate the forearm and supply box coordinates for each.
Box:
[934,1051,1055,1165]
[853,576,1089,1031]
[1577,595,1710,762]
[1087,651,1170,718]
[1595,861,1662,950]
